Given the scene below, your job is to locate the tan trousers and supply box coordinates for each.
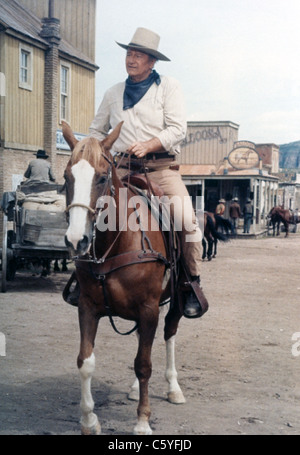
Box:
[118,164,202,277]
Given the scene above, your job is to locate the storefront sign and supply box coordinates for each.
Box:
[181,126,227,146]
[228,141,260,170]
[56,130,86,150]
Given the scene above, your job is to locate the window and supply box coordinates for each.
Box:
[20,50,29,82]
[60,63,71,122]
[19,44,33,90]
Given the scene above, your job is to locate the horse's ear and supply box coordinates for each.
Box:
[102,122,123,152]
[62,121,78,151]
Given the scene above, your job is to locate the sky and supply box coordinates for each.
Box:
[94,0,300,145]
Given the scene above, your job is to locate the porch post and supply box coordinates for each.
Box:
[253,179,257,234]
[259,179,263,231]
[202,179,206,211]
[268,182,272,214]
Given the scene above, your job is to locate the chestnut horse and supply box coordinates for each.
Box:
[268,206,299,237]
[62,122,186,435]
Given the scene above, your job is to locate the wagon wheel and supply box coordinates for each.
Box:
[6,252,17,281]
[6,231,17,281]
[1,215,17,292]
[1,213,8,292]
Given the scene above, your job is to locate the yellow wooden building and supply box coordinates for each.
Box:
[0,0,98,194]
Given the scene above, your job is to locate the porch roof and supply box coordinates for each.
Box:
[179,164,279,181]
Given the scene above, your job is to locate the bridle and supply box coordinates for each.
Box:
[65,152,114,224]
[65,151,125,264]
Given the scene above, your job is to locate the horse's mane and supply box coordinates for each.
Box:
[71,137,104,168]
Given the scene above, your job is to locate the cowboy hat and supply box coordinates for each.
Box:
[116,27,170,61]
[35,149,49,159]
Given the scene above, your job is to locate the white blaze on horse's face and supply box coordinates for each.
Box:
[65,159,95,253]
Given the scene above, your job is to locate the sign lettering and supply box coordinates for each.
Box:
[181,126,227,147]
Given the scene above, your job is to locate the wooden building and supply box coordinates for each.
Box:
[277,171,300,211]
[0,0,98,196]
[179,121,279,234]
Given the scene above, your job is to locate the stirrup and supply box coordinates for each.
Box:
[182,278,209,319]
[184,292,203,318]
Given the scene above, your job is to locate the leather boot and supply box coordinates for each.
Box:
[183,276,209,319]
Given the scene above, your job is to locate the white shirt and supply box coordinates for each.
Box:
[89,75,187,155]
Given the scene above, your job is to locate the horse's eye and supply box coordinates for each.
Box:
[97,176,107,185]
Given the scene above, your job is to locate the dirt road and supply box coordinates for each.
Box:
[0,235,300,435]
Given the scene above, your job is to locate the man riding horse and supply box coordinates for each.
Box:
[69,27,208,319]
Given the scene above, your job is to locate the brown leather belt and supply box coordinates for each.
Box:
[146,152,175,160]
[118,152,175,161]
[115,152,179,173]
[141,164,180,173]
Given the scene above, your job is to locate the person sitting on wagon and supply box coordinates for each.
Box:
[24,149,56,183]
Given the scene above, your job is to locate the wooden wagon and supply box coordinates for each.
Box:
[0,182,69,292]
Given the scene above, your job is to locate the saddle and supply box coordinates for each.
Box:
[121,172,179,266]
[123,173,164,198]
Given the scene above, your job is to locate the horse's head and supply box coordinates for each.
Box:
[62,121,122,256]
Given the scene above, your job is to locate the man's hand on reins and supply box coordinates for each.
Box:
[127,137,164,158]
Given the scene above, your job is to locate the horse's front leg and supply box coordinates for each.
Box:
[284,223,289,237]
[270,220,275,236]
[207,237,213,261]
[165,335,186,404]
[133,310,159,435]
[201,238,207,260]
[77,305,101,435]
[164,305,185,404]
[213,239,217,258]
[128,332,140,401]
[276,222,280,236]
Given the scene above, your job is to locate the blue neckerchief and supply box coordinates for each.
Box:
[123,70,161,110]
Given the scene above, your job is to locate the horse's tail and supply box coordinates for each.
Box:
[215,215,232,235]
[207,215,229,242]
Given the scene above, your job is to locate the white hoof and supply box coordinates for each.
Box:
[81,420,101,435]
[167,390,186,404]
[133,420,153,435]
[128,389,139,401]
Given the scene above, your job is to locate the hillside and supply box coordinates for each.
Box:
[279,141,300,169]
